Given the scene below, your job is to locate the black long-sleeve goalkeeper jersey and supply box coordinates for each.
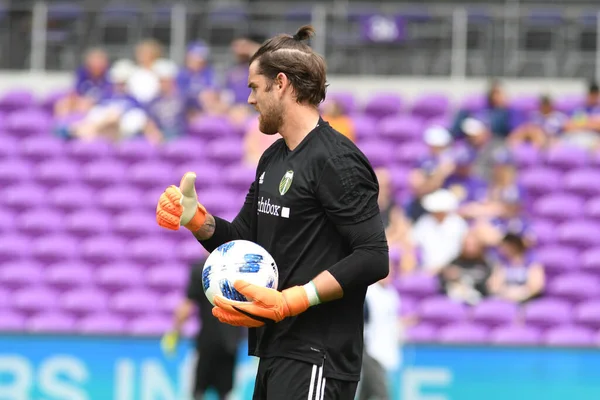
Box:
[199,117,389,381]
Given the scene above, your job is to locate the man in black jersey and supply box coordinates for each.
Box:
[156,25,389,400]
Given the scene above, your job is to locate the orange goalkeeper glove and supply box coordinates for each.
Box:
[212,280,318,327]
[156,172,207,231]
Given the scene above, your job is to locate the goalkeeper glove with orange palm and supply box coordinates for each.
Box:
[156,172,207,231]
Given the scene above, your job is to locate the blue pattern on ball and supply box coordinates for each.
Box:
[220,279,247,302]
[202,266,211,292]
[266,276,275,289]
[218,242,235,255]
[238,253,263,273]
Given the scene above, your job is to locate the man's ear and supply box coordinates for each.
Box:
[275,72,288,91]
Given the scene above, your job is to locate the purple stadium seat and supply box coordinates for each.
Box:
[35,159,82,186]
[379,115,424,143]
[66,139,114,162]
[1,183,47,212]
[581,247,600,274]
[510,144,541,169]
[16,208,65,235]
[224,164,256,191]
[0,158,33,185]
[27,312,77,333]
[564,168,600,197]
[146,263,189,291]
[126,236,176,265]
[325,92,356,114]
[175,162,222,190]
[399,296,417,316]
[356,140,395,168]
[0,209,17,232]
[364,93,402,119]
[395,273,439,299]
[205,138,244,165]
[418,296,468,325]
[0,234,29,262]
[111,289,160,317]
[65,209,113,237]
[6,109,52,137]
[490,325,542,345]
[585,196,600,221]
[0,310,26,331]
[460,94,486,113]
[554,95,583,114]
[159,291,182,313]
[49,184,95,211]
[114,211,161,239]
[19,136,65,161]
[0,261,43,289]
[12,286,60,314]
[396,141,430,166]
[127,160,175,189]
[389,166,410,191]
[351,114,378,140]
[411,93,449,119]
[96,262,144,291]
[41,89,69,113]
[438,322,489,344]
[532,194,584,221]
[545,145,589,170]
[31,234,79,263]
[405,323,437,343]
[81,160,128,188]
[97,185,144,213]
[188,115,236,139]
[60,287,109,315]
[78,313,127,334]
[510,95,539,113]
[544,325,595,346]
[177,239,209,264]
[46,262,94,289]
[183,318,200,338]
[530,219,557,245]
[128,314,171,335]
[159,137,205,164]
[200,188,246,216]
[575,300,600,330]
[557,221,600,249]
[0,89,34,112]
[472,299,519,327]
[548,273,600,303]
[115,139,158,163]
[0,136,18,158]
[525,298,572,329]
[81,235,127,265]
[519,168,562,196]
[536,245,580,275]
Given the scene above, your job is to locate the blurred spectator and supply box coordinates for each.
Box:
[225,35,263,106]
[243,117,280,166]
[360,272,401,400]
[146,59,187,141]
[406,126,455,221]
[322,99,355,142]
[561,81,600,150]
[451,80,515,139]
[487,233,545,303]
[178,41,219,115]
[443,144,488,206]
[411,189,469,275]
[67,60,161,144]
[508,95,568,149]
[55,48,111,118]
[462,148,528,246]
[439,232,492,305]
[128,39,163,104]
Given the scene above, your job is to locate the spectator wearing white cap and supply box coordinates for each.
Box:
[145,59,187,141]
[406,126,455,222]
[411,189,469,275]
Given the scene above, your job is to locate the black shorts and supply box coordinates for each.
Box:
[252,357,358,400]
[194,343,236,397]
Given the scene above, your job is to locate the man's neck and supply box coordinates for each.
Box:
[279,106,320,151]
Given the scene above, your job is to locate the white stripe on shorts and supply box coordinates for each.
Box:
[320,378,327,400]
[314,365,324,400]
[307,365,318,400]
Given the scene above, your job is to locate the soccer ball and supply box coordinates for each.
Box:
[202,240,279,306]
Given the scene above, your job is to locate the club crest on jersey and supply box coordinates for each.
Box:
[279,170,294,196]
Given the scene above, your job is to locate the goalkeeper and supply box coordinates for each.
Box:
[157,25,388,400]
[161,259,242,400]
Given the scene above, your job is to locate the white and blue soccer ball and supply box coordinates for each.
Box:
[202,240,279,306]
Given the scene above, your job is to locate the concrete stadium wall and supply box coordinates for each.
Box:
[0,72,589,104]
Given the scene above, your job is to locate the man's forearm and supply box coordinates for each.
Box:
[311,270,344,303]
[192,214,216,241]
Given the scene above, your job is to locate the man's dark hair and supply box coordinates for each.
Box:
[539,94,552,106]
[502,233,527,253]
[249,25,328,107]
[589,81,599,94]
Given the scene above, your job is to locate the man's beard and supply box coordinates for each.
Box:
[258,103,283,135]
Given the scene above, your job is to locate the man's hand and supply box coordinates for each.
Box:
[212,280,311,327]
[156,172,207,231]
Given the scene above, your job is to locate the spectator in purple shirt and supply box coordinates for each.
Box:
[177,41,218,115]
[443,144,488,205]
[54,48,111,117]
[560,81,600,150]
[508,95,568,149]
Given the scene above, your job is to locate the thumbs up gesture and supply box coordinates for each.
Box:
[156,172,207,232]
